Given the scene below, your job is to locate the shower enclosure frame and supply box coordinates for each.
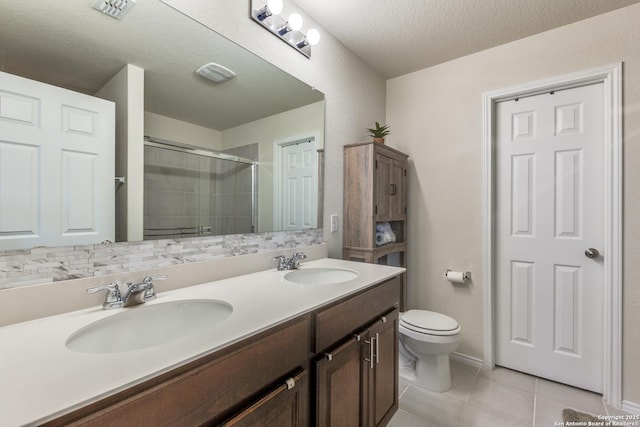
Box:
[143,136,258,237]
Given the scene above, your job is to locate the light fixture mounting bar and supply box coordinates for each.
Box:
[250,9,312,58]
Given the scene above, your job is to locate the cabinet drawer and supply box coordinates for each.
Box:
[54,315,311,427]
[221,369,309,426]
[314,277,400,353]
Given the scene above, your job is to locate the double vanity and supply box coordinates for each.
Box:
[0,257,404,426]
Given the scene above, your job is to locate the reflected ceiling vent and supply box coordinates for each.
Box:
[93,0,136,20]
[195,63,236,83]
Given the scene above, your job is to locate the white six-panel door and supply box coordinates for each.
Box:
[0,71,115,250]
[495,83,604,392]
[281,140,317,231]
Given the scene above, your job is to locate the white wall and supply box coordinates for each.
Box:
[387,4,640,404]
[96,64,145,242]
[144,112,222,150]
[162,0,386,257]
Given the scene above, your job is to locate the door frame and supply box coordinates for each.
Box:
[481,63,622,406]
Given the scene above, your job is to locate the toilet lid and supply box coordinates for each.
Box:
[401,310,459,333]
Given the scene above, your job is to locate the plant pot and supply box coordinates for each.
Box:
[373,137,385,144]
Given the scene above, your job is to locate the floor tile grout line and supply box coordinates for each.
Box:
[463,374,539,425]
[465,370,479,403]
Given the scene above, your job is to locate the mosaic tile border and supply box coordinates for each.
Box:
[0,229,324,289]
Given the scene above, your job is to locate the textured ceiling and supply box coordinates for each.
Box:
[0,0,323,131]
[294,0,640,78]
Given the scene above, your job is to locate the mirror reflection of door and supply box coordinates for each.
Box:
[275,137,318,231]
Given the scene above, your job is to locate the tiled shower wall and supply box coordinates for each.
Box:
[143,143,258,239]
[0,229,323,289]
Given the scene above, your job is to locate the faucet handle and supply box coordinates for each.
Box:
[142,275,168,284]
[86,282,123,310]
[273,255,287,271]
[141,275,167,301]
[291,252,307,268]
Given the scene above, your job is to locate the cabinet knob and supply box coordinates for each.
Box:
[380,316,387,324]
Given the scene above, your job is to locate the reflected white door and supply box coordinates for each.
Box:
[281,139,317,231]
[0,71,115,249]
[495,83,604,392]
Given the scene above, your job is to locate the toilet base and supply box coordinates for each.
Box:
[414,354,452,392]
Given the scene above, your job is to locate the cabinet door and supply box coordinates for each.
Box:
[374,153,392,221]
[221,370,309,427]
[316,336,365,427]
[375,153,406,221]
[389,160,406,220]
[366,310,399,427]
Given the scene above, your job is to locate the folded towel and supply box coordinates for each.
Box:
[375,222,396,245]
[376,231,388,246]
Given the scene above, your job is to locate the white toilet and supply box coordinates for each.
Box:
[399,309,461,392]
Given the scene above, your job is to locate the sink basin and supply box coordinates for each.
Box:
[284,267,359,285]
[66,299,233,354]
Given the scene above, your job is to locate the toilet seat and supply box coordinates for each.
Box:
[400,310,460,336]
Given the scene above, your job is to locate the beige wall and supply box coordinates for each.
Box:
[387,4,640,404]
[162,0,386,257]
[144,111,222,150]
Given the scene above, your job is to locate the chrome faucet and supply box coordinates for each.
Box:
[273,252,307,271]
[87,275,167,310]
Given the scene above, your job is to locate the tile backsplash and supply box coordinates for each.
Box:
[0,229,323,290]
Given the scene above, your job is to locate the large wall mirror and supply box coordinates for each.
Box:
[0,0,325,250]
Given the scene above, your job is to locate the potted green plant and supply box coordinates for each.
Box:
[367,122,390,144]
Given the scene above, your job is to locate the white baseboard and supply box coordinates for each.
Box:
[450,352,484,369]
[622,400,640,415]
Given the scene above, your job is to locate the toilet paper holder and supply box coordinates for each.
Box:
[445,269,471,282]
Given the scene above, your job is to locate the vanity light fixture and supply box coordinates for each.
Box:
[93,0,136,20]
[250,1,319,58]
[195,63,236,83]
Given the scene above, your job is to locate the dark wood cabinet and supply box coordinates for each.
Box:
[46,276,401,427]
[315,310,399,427]
[315,278,400,427]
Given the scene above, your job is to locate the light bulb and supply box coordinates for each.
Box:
[306,29,320,46]
[267,0,283,15]
[288,13,303,31]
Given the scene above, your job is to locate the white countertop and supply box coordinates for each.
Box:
[0,258,404,426]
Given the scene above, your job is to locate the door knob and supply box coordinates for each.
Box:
[585,248,600,259]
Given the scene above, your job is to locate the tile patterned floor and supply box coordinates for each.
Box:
[388,360,632,427]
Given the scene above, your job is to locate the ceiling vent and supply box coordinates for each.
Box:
[93,0,136,20]
[195,63,236,83]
